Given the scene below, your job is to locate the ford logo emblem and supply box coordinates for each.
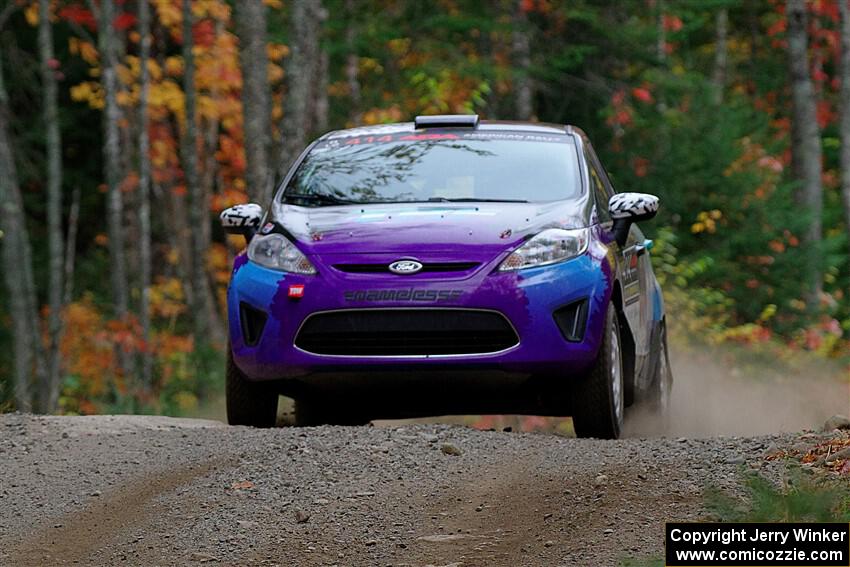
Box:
[389,260,423,275]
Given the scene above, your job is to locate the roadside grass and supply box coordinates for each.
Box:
[704,466,850,523]
[620,465,850,567]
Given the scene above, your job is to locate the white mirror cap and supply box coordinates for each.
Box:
[608,192,659,220]
[220,203,263,228]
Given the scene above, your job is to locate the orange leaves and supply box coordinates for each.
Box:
[60,296,120,402]
[267,43,288,62]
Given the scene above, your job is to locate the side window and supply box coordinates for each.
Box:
[585,149,611,223]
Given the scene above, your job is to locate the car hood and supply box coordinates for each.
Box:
[269,200,589,256]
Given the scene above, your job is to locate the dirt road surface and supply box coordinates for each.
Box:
[0,413,833,567]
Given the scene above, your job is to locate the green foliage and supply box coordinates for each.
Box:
[705,467,850,523]
[157,344,225,417]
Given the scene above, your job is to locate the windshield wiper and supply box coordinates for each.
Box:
[425,197,529,203]
[284,193,363,206]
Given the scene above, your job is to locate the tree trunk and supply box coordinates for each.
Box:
[512,0,533,120]
[38,0,64,413]
[712,7,728,105]
[63,186,80,305]
[279,0,325,178]
[138,0,153,391]
[315,49,329,134]
[235,0,272,205]
[787,0,824,307]
[0,52,44,412]
[345,0,361,125]
[98,0,129,321]
[182,0,224,346]
[840,0,850,249]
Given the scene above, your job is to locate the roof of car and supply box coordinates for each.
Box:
[322,119,579,140]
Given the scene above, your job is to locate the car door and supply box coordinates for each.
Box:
[584,146,649,358]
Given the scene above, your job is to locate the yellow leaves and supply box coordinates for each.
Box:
[359,57,383,75]
[267,61,284,84]
[207,243,232,287]
[195,0,231,21]
[153,0,182,27]
[149,277,187,319]
[69,37,99,65]
[24,2,38,26]
[263,0,283,8]
[361,106,404,125]
[165,56,184,77]
[758,304,778,323]
[691,209,722,234]
[172,391,199,412]
[149,80,185,116]
[387,38,411,57]
[267,43,289,61]
[70,81,104,109]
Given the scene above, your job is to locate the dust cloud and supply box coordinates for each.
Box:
[624,347,850,438]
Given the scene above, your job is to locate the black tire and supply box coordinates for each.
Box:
[226,349,278,427]
[572,302,624,439]
[293,398,371,426]
[647,321,673,419]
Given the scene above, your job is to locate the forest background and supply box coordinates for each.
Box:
[0,0,848,419]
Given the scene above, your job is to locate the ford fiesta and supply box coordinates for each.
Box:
[220,115,672,438]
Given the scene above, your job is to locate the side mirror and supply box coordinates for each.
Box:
[608,192,659,247]
[220,203,263,242]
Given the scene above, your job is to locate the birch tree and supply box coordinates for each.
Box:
[279,0,325,177]
[345,0,361,124]
[0,23,44,411]
[38,0,64,413]
[95,0,129,320]
[182,0,224,345]
[138,0,153,389]
[236,0,272,205]
[787,0,823,306]
[512,0,533,120]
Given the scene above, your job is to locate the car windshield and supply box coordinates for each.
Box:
[281,131,581,206]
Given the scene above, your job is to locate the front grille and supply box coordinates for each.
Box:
[295,309,518,356]
[334,262,479,274]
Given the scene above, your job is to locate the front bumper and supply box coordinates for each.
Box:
[228,251,613,383]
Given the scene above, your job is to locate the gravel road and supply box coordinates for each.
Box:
[0,413,831,567]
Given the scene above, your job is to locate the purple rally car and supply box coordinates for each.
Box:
[220,115,672,438]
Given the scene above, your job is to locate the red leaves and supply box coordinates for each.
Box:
[58,4,96,31]
[631,157,649,177]
[193,19,216,48]
[114,12,136,31]
[631,87,653,104]
[662,14,682,33]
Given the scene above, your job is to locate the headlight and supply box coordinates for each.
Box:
[247,234,316,274]
[498,228,590,271]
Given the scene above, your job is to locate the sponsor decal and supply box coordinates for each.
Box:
[344,289,463,303]
[288,284,305,299]
[261,222,275,234]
